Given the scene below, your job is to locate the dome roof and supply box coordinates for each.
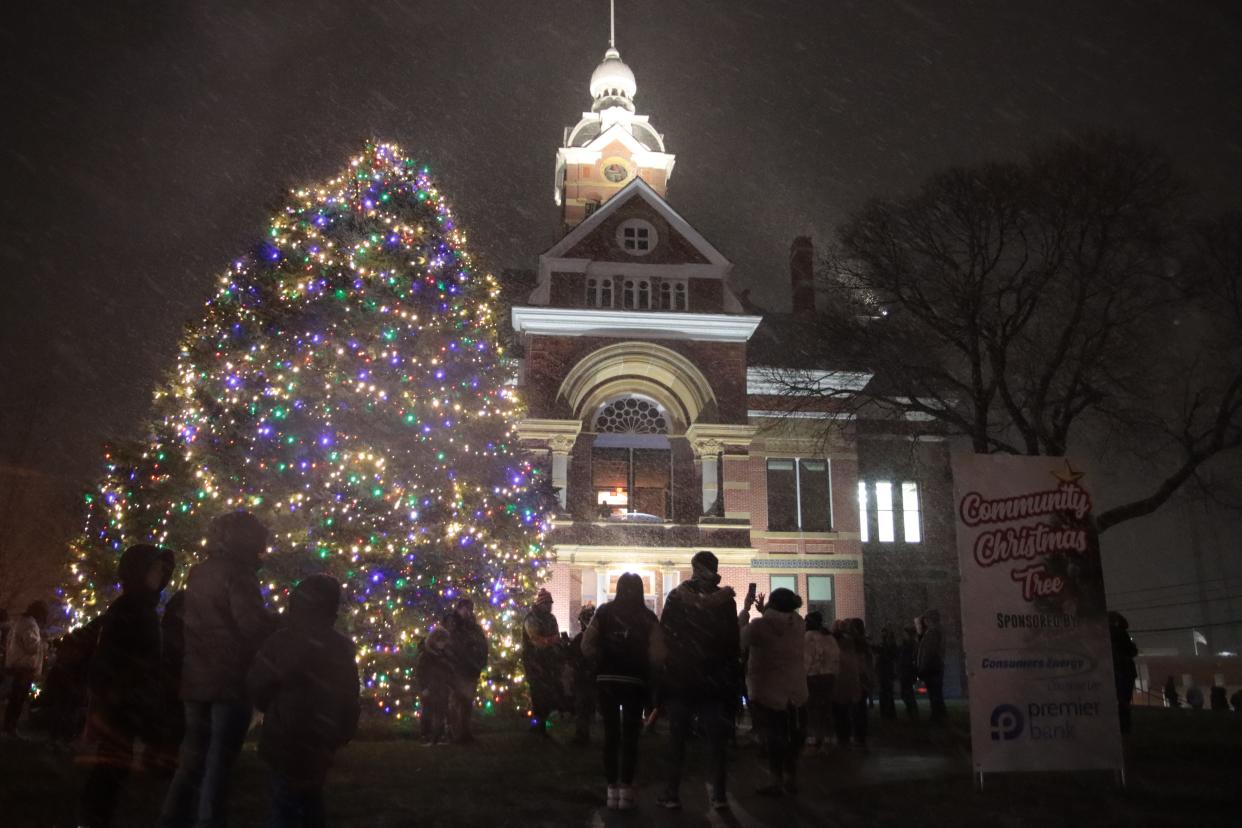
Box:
[589,47,636,112]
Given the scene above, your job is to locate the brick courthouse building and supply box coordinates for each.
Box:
[509,39,963,693]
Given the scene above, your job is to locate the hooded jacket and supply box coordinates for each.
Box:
[659,574,739,699]
[247,576,360,782]
[742,608,809,709]
[181,530,277,702]
[4,614,45,676]
[87,545,175,725]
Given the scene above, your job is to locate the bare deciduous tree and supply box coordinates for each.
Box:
[765,134,1242,535]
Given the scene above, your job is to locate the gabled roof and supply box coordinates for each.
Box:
[542,176,730,268]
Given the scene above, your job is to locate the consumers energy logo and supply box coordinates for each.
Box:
[989,704,1024,740]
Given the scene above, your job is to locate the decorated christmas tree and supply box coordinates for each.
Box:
[64,142,552,717]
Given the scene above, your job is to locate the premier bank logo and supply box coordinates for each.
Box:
[991,699,1102,742]
[989,704,1024,740]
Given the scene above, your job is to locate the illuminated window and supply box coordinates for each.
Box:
[603,163,629,183]
[592,398,671,520]
[875,481,895,543]
[860,480,922,544]
[766,458,832,531]
[902,482,922,543]
[857,481,869,543]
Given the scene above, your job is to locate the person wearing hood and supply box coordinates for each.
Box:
[445,598,488,744]
[522,588,563,735]
[656,551,739,811]
[416,616,453,746]
[741,588,808,796]
[3,599,50,737]
[581,574,665,811]
[916,609,946,723]
[78,543,175,828]
[247,575,360,828]
[160,511,278,828]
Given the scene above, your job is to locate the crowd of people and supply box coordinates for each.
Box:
[2,511,360,828]
[516,550,952,811]
[1,522,960,823]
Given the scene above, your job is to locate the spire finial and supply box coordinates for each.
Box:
[609,0,616,49]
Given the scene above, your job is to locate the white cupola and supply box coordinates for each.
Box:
[589,47,637,113]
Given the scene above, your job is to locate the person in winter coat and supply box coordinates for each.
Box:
[247,575,360,828]
[416,619,453,746]
[916,609,946,722]
[78,544,175,828]
[159,511,278,828]
[656,551,739,810]
[876,626,898,719]
[568,603,597,746]
[830,620,861,746]
[1108,611,1139,734]
[3,599,49,736]
[804,612,839,747]
[1163,675,1179,708]
[741,588,808,796]
[149,590,187,774]
[522,588,563,735]
[581,573,665,811]
[847,618,873,747]
[445,599,488,744]
[898,625,920,720]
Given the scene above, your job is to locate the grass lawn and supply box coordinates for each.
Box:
[2,704,1240,826]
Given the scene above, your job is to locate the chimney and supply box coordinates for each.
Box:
[790,236,816,320]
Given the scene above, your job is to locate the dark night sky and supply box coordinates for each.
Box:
[2,1,1241,628]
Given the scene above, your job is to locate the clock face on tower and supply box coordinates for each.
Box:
[603,163,629,183]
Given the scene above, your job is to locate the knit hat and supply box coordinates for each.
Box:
[768,587,802,613]
[535,588,554,607]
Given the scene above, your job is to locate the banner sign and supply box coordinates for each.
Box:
[952,453,1123,775]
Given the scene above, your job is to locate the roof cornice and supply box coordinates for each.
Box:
[511,306,761,343]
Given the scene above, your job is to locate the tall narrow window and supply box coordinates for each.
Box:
[808,575,835,622]
[587,276,614,308]
[875,481,895,542]
[902,482,922,543]
[766,459,798,530]
[798,459,832,531]
[657,279,688,310]
[857,480,869,543]
[766,457,833,531]
[622,278,652,309]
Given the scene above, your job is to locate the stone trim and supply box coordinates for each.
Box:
[749,555,864,573]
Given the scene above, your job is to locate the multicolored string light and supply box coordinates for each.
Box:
[64,142,552,716]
